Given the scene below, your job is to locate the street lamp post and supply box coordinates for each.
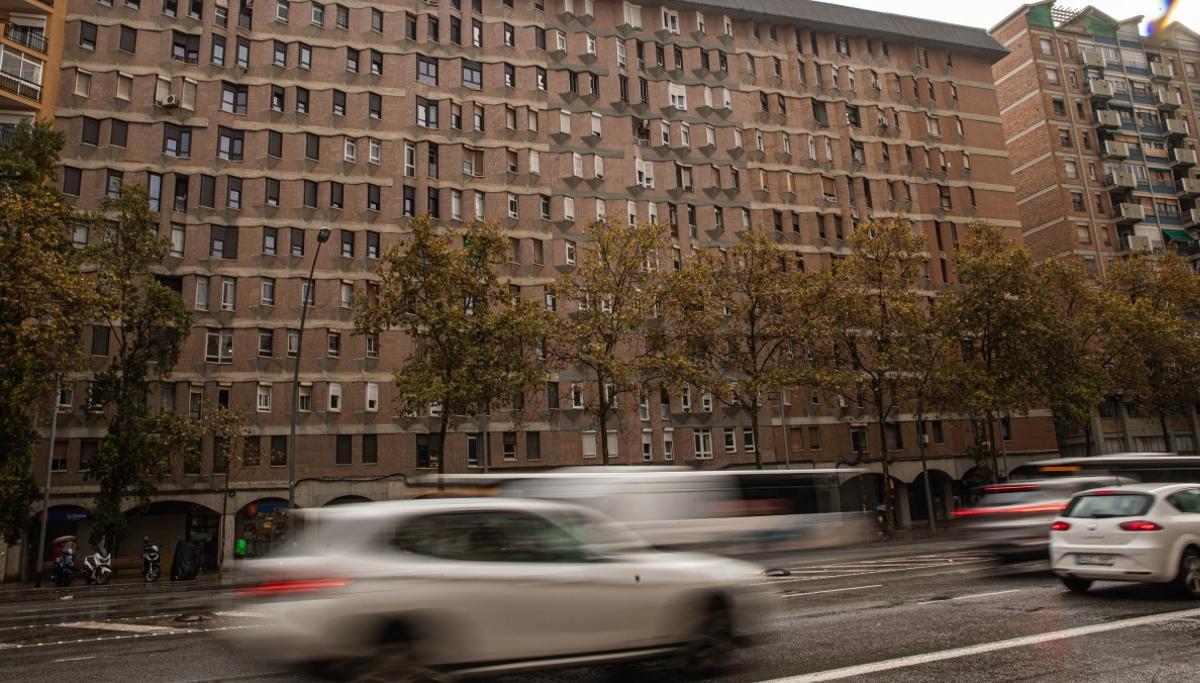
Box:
[287,227,331,541]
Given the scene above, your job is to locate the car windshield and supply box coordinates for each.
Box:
[1064,493,1153,519]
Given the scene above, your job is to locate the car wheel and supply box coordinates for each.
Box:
[1172,548,1200,598]
[1061,576,1093,593]
[679,599,737,675]
[336,626,447,683]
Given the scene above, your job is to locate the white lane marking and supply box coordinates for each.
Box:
[58,621,178,634]
[784,584,884,598]
[214,610,266,618]
[52,655,97,662]
[950,589,1022,601]
[0,624,259,650]
[762,606,1200,683]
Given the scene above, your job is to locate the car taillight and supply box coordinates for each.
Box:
[1118,520,1162,532]
[982,484,1039,494]
[954,502,1067,518]
[235,578,351,597]
[1050,521,1071,531]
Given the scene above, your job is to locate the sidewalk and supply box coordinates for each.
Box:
[0,571,231,601]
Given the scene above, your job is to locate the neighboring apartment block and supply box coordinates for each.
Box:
[991,2,1200,270]
[991,2,1200,457]
[21,0,1061,563]
[0,0,64,125]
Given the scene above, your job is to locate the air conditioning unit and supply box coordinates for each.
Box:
[161,94,179,108]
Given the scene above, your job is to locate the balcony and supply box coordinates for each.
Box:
[1173,148,1197,167]
[1178,177,1200,197]
[1079,50,1104,69]
[0,69,41,108]
[1103,140,1130,159]
[1166,118,1190,138]
[2,24,46,53]
[1154,89,1182,110]
[0,0,52,12]
[1087,78,1113,100]
[1186,209,1200,227]
[1117,202,1146,225]
[1106,170,1136,191]
[1151,62,1174,81]
[1095,110,1121,129]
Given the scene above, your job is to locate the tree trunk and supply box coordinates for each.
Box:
[985,413,1000,484]
[749,401,762,470]
[218,466,230,580]
[1084,417,1094,458]
[1160,413,1175,453]
[436,407,450,491]
[597,397,609,463]
[875,398,894,535]
[915,415,936,532]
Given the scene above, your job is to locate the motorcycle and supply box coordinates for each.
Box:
[142,538,161,583]
[80,548,113,585]
[50,547,74,587]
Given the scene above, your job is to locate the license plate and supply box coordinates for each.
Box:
[1076,553,1114,566]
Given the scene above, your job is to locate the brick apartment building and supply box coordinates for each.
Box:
[8,0,1063,574]
[990,2,1200,457]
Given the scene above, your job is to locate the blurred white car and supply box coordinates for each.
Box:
[229,498,772,679]
[1050,483,1200,596]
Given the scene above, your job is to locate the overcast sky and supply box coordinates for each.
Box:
[834,1,1192,35]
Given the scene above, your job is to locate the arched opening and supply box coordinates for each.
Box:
[323,495,373,507]
[838,473,884,513]
[908,469,955,525]
[124,500,221,571]
[235,498,294,559]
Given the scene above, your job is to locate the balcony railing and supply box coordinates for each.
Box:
[1087,78,1113,98]
[1095,110,1121,129]
[1154,89,1182,110]
[3,25,45,53]
[1117,202,1146,224]
[0,70,41,102]
[1166,118,1190,137]
[1103,140,1129,158]
[1151,62,1173,81]
[1173,148,1198,167]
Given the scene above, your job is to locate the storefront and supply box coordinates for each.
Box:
[234,498,292,559]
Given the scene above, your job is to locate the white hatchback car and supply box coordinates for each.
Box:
[1049,483,1200,596]
[229,498,772,680]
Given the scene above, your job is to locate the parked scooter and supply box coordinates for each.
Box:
[80,548,113,585]
[50,547,74,587]
[142,537,161,583]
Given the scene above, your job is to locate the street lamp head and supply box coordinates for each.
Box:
[317,227,332,243]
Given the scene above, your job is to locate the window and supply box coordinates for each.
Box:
[743,429,756,453]
[204,328,234,363]
[259,276,276,305]
[74,70,91,98]
[220,277,236,311]
[217,127,244,161]
[332,90,346,116]
[417,98,438,128]
[327,382,342,412]
[693,429,713,459]
[257,384,272,412]
[345,381,374,416]
[1045,67,1059,85]
[172,31,200,63]
[119,25,138,53]
[462,60,481,89]
[418,56,438,86]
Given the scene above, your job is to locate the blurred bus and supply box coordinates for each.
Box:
[1010,453,1200,483]
[411,467,875,555]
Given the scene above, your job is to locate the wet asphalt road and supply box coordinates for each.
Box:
[2,538,1199,682]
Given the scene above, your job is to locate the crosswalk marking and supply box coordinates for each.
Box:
[57,621,179,634]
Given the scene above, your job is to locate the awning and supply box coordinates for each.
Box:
[1162,228,1195,243]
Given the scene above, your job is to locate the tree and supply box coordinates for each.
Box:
[193,401,250,575]
[1100,254,1200,453]
[822,218,929,532]
[1030,259,1111,456]
[82,185,194,547]
[548,219,670,461]
[355,216,549,475]
[0,122,96,545]
[664,232,827,469]
[941,222,1045,481]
